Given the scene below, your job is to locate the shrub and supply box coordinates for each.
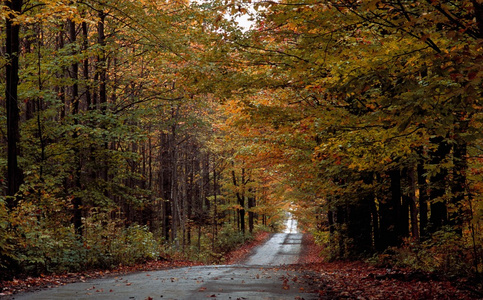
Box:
[110,224,159,265]
[369,227,475,277]
[215,223,252,253]
[84,213,160,268]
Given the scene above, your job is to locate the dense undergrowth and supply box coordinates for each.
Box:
[301,234,482,299]
[0,230,270,296]
[0,201,269,281]
[313,226,482,279]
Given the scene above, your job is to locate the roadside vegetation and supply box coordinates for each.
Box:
[1,0,482,296]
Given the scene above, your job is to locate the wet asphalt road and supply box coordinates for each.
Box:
[8,216,322,299]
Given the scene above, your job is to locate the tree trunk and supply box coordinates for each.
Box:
[232,167,245,234]
[248,194,255,234]
[407,166,419,240]
[378,170,401,249]
[69,19,83,237]
[5,0,24,206]
[81,21,92,110]
[450,114,468,234]
[97,11,107,111]
[428,136,451,233]
[417,155,429,240]
[346,172,374,256]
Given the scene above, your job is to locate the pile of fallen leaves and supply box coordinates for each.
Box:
[298,234,482,300]
[0,259,202,296]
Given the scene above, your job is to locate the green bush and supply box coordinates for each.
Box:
[0,205,162,277]
[110,224,159,265]
[0,198,17,276]
[215,223,252,253]
[84,213,160,268]
[369,227,475,277]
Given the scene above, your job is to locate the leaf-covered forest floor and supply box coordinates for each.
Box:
[297,234,483,300]
[1,232,482,299]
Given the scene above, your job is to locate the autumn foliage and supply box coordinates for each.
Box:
[0,0,482,291]
[217,0,483,277]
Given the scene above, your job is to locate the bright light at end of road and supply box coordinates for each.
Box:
[284,213,298,233]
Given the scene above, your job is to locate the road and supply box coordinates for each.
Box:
[9,215,322,300]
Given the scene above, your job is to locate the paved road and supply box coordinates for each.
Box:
[9,215,322,300]
[244,233,302,266]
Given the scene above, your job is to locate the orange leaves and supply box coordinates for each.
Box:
[223,231,270,264]
[300,234,477,299]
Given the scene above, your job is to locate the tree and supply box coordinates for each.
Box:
[210,0,482,263]
[4,0,23,207]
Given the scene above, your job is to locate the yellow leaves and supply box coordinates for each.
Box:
[9,0,83,25]
[364,0,381,11]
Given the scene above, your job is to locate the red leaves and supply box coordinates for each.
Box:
[299,234,479,299]
[281,277,290,290]
[224,231,270,264]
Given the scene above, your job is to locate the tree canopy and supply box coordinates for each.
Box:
[0,0,482,279]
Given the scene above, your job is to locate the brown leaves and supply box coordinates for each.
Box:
[299,234,479,300]
[223,231,270,264]
[0,259,203,296]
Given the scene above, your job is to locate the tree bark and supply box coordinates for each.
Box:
[97,11,107,111]
[377,170,401,249]
[450,113,468,234]
[417,155,428,240]
[428,136,451,233]
[347,172,374,256]
[68,19,83,237]
[248,193,255,234]
[406,166,419,240]
[231,167,245,234]
[82,21,92,110]
[5,0,24,206]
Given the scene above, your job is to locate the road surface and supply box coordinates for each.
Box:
[8,214,322,299]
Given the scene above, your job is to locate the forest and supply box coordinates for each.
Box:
[0,0,482,284]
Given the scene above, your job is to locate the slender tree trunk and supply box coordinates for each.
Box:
[97,11,107,112]
[55,27,66,119]
[347,172,374,255]
[68,19,83,237]
[81,21,92,110]
[248,193,255,234]
[231,167,245,234]
[370,194,380,249]
[450,114,468,234]
[417,155,429,240]
[35,24,46,183]
[399,169,410,240]
[428,136,451,233]
[5,0,24,206]
[407,166,419,240]
[327,207,335,234]
[378,170,401,249]
[212,157,218,250]
[160,132,172,241]
[336,202,347,257]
